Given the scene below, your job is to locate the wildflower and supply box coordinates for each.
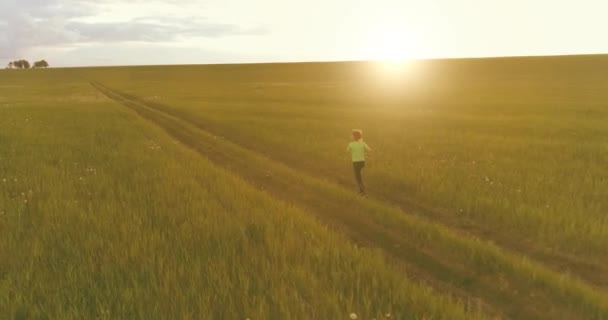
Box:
[350,313,357,319]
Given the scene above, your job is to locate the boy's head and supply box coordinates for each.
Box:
[352,129,362,141]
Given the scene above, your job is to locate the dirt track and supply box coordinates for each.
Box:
[91,81,608,320]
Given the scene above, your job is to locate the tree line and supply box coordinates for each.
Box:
[6,60,49,69]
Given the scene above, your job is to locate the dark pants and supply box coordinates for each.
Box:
[352,161,366,193]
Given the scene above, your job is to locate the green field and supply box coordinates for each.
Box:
[1,55,608,319]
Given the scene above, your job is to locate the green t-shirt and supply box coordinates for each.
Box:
[347,140,371,162]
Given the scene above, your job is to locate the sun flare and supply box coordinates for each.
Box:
[370,36,415,75]
[364,24,418,75]
[366,21,416,60]
[369,32,411,62]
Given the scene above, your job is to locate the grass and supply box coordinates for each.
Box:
[79,55,608,281]
[0,73,481,319]
[90,80,608,319]
[1,54,608,319]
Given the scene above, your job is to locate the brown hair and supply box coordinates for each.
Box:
[352,129,362,141]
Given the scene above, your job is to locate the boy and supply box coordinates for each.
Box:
[347,129,372,195]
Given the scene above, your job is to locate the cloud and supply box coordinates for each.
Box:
[40,42,270,67]
[67,17,267,43]
[0,13,80,58]
[0,0,267,60]
[1,0,97,20]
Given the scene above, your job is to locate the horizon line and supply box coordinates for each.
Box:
[3,52,607,70]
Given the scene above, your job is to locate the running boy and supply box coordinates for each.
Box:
[347,129,371,195]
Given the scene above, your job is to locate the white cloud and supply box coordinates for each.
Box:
[0,0,267,62]
[67,17,266,43]
[40,42,268,67]
[2,0,607,67]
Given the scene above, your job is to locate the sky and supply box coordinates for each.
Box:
[1,0,607,67]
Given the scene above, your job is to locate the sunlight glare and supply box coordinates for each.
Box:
[365,22,418,76]
[369,30,412,62]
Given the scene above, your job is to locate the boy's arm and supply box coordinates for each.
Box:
[365,143,372,152]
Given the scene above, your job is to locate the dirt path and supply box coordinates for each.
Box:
[91,81,608,320]
[102,84,608,291]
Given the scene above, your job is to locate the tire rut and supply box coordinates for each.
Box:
[91,81,608,320]
[101,84,608,291]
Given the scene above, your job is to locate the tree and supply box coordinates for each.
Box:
[12,60,30,69]
[7,62,13,69]
[33,60,49,68]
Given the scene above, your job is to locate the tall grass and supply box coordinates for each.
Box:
[0,72,482,319]
[91,82,608,319]
[79,56,608,273]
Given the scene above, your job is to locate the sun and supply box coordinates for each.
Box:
[368,33,415,76]
[365,17,419,61]
[363,24,419,75]
[369,30,411,63]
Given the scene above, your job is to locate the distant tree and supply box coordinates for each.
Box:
[12,60,31,69]
[33,60,49,68]
[7,62,13,69]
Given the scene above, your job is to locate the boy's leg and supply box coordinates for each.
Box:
[358,162,366,194]
[353,162,365,194]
